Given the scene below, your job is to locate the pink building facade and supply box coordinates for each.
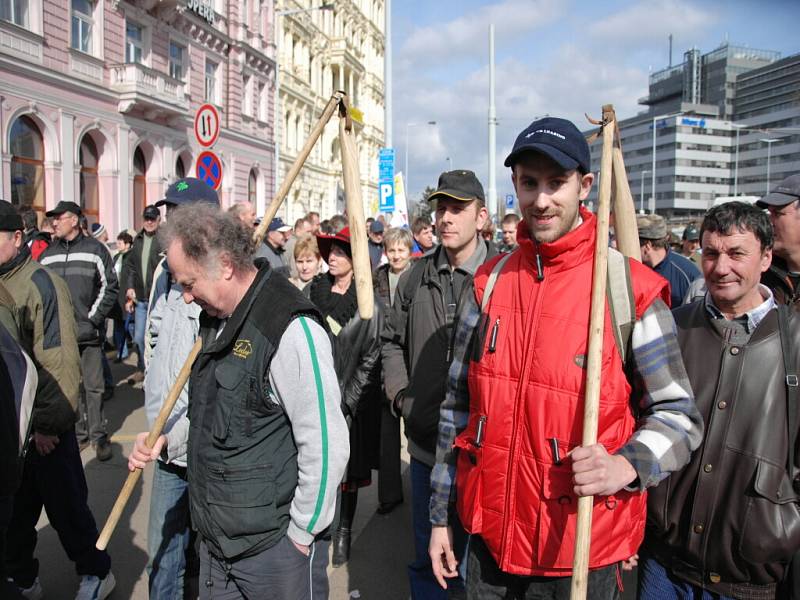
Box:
[0,0,276,233]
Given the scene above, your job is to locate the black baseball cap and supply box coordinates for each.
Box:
[45,201,83,218]
[504,117,591,173]
[756,174,800,208]
[0,201,23,232]
[427,170,485,204]
[682,223,700,241]
[155,178,219,208]
[143,205,161,220]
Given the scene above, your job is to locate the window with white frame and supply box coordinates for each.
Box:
[70,0,93,53]
[125,21,144,64]
[169,42,185,80]
[242,75,253,116]
[257,82,267,122]
[205,59,218,104]
[0,0,28,27]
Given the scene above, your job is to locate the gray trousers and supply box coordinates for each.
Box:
[199,535,330,600]
[75,344,108,445]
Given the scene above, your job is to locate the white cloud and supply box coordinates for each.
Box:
[587,0,717,50]
[399,0,564,66]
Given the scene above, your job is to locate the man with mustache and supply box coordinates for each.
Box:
[639,201,800,599]
[382,170,497,598]
[428,117,703,598]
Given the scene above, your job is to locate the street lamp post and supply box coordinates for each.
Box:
[760,138,779,194]
[404,120,436,199]
[651,111,683,214]
[446,156,452,171]
[639,170,651,214]
[730,123,747,197]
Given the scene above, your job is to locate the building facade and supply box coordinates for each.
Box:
[587,43,800,220]
[1,0,277,233]
[275,0,385,224]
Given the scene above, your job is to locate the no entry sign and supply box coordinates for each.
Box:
[194,103,220,148]
[196,151,223,190]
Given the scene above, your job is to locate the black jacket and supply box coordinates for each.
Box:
[381,240,497,465]
[125,230,162,301]
[39,233,119,346]
[762,255,800,309]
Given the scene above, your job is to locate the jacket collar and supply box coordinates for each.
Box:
[204,260,271,353]
[517,205,596,273]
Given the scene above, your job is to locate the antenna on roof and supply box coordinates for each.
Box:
[669,34,673,67]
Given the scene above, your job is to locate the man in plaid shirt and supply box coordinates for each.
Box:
[428,117,703,598]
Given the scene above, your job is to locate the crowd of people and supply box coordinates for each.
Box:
[1,112,800,600]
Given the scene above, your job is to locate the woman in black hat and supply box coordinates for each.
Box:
[306,227,383,567]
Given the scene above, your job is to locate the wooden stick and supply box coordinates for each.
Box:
[610,118,641,261]
[338,105,374,320]
[96,91,347,551]
[570,105,615,600]
[252,90,346,244]
[96,338,201,550]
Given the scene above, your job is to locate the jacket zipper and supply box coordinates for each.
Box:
[489,318,500,353]
[500,254,546,565]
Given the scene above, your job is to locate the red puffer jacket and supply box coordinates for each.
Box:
[455,207,669,576]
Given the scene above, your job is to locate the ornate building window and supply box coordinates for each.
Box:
[9,115,45,213]
[79,135,99,222]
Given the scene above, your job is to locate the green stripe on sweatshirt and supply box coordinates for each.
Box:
[299,316,328,533]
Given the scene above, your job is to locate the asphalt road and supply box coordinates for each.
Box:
[30,355,636,599]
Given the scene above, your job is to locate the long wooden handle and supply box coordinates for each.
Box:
[338,110,374,320]
[96,93,348,551]
[96,338,202,550]
[252,90,346,244]
[611,140,641,261]
[570,106,615,600]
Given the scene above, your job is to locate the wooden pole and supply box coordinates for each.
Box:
[252,90,346,244]
[610,113,641,261]
[96,91,348,551]
[338,104,374,320]
[569,105,615,600]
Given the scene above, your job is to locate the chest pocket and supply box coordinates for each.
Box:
[213,362,274,448]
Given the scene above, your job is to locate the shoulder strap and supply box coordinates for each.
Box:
[606,248,636,363]
[480,252,514,312]
[777,305,798,479]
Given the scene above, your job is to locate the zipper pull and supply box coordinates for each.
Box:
[536,253,544,282]
[488,317,500,353]
[549,437,562,465]
[475,415,487,448]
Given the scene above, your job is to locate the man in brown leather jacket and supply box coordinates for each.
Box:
[639,201,800,600]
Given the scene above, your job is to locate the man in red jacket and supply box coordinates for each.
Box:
[428,117,703,598]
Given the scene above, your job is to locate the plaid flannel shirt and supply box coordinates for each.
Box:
[429,291,704,526]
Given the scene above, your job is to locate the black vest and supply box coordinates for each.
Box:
[187,264,322,559]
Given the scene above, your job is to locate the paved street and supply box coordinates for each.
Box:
[31,355,636,600]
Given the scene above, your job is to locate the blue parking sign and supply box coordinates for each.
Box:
[379,148,395,212]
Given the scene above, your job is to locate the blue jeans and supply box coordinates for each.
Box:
[147,461,191,600]
[133,301,149,370]
[638,553,734,600]
[408,457,467,599]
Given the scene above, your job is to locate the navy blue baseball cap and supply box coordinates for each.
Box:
[504,117,591,173]
[155,178,219,207]
[268,217,291,233]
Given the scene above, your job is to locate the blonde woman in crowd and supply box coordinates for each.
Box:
[289,234,322,291]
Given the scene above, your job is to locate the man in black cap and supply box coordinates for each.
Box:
[39,201,119,462]
[124,204,162,374]
[680,223,701,266]
[255,217,292,277]
[382,169,496,598]
[758,174,800,307]
[368,220,385,270]
[0,201,115,599]
[428,118,701,598]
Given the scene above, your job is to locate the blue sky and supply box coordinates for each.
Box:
[389,0,799,206]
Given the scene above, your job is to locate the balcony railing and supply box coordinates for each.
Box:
[110,62,189,113]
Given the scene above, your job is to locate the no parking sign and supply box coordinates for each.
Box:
[196,151,223,190]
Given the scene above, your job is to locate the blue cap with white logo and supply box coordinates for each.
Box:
[504,117,591,174]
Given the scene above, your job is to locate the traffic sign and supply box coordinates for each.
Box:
[505,194,515,210]
[196,151,223,190]
[378,147,395,212]
[194,103,220,148]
